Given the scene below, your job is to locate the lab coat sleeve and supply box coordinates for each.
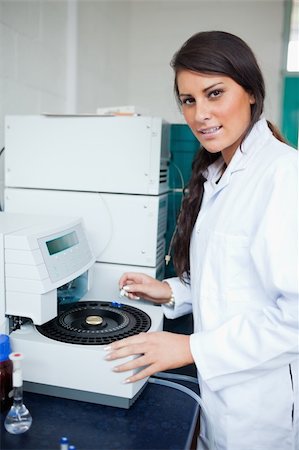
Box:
[161,276,193,319]
[190,153,299,391]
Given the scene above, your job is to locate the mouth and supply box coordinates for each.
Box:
[197,126,222,135]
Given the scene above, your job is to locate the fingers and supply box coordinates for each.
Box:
[118,272,170,304]
[106,349,159,384]
[105,343,143,361]
[119,285,141,300]
[105,332,147,354]
[120,284,147,299]
[111,354,148,373]
[104,332,193,385]
[119,272,149,289]
[104,332,157,383]
[122,365,159,384]
[119,273,150,300]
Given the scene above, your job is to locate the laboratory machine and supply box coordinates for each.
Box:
[4,114,170,300]
[5,114,170,195]
[4,188,168,269]
[0,212,164,408]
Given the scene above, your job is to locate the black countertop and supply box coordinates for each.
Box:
[1,379,199,450]
[1,315,198,450]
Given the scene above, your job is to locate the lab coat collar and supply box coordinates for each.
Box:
[205,117,271,184]
[203,117,271,198]
[229,116,272,172]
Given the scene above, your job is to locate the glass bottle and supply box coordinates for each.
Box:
[4,352,32,434]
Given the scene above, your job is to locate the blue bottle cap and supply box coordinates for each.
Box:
[0,334,12,363]
[68,446,76,450]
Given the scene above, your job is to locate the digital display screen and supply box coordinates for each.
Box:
[46,231,79,255]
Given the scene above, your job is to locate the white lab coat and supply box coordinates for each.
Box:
[163,118,299,450]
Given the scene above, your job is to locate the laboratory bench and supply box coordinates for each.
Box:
[1,316,199,450]
[1,379,199,450]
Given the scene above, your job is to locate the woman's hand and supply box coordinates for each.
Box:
[105,331,194,383]
[119,272,172,304]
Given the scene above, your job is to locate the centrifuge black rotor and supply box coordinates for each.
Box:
[36,301,151,345]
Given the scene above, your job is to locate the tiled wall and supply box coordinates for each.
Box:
[0,0,285,210]
[0,1,132,209]
[127,1,285,124]
[0,0,70,209]
[0,1,69,141]
[76,1,130,113]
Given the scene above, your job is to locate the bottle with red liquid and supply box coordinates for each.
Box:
[0,334,13,413]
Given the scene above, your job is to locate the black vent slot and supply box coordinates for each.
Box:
[159,168,168,183]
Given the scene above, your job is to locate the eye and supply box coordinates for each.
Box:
[180,96,195,105]
[208,89,223,99]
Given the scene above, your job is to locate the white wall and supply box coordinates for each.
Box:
[127,0,285,124]
[0,0,70,209]
[0,0,286,129]
[0,1,132,209]
[0,1,69,140]
[0,0,286,209]
[76,1,130,112]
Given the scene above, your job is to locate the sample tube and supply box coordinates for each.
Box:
[60,437,69,450]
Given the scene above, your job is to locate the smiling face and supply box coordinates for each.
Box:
[177,70,255,164]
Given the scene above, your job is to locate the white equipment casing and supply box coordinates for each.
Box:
[85,261,165,301]
[1,212,164,408]
[5,188,168,268]
[9,298,163,409]
[0,212,94,328]
[3,112,168,408]
[5,115,170,195]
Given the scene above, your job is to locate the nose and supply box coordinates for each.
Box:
[194,99,211,123]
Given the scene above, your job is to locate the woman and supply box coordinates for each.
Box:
[104,31,298,449]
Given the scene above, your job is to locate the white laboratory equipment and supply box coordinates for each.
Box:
[4,188,168,268]
[0,212,164,408]
[5,115,170,195]
[4,114,170,299]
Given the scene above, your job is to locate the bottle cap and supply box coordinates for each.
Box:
[60,437,69,443]
[9,352,24,387]
[0,334,12,363]
[9,352,24,361]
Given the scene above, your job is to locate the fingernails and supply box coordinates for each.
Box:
[120,287,130,298]
[123,378,132,384]
[104,346,112,351]
[119,286,140,300]
[119,288,128,297]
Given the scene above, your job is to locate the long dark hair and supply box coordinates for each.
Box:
[170,31,286,280]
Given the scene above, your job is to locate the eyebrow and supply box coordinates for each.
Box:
[179,82,225,98]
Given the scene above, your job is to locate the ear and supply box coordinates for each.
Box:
[249,94,256,104]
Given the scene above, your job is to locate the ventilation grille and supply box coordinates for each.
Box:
[159,168,168,184]
[156,238,166,266]
[157,196,168,238]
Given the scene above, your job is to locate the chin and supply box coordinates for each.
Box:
[204,146,222,154]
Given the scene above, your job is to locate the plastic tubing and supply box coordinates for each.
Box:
[148,376,215,450]
[154,371,198,384]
